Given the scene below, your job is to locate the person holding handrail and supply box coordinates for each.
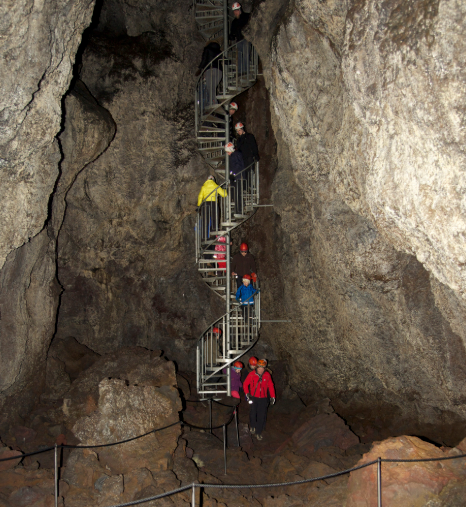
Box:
[244,359,275,440]
[222,361,244,400]
[236,273,258,339]
[197,175,227,241]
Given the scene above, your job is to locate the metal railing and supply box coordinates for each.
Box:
[196,285,260,397]
[195,160,259,262]
[193,0,261,398]
[195,40,259,155]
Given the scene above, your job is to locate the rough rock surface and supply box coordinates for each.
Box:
[0,78,115,426]
[245,0,466,443]
[0,0,96,269]
[55,0,224,369]
[61,348,185,506]
[346,435,466,506]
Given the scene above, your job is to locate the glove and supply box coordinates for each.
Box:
[270,397,276,405]
[246,394,251,402]
[195,206,199,212]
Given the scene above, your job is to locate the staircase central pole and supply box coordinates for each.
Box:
[224,0,232,397]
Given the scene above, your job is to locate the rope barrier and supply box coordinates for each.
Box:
[0,446,55,462]
[97,450,466,507]
[106,483,194,507]
[211,399,238,408]
[383,453,466,463]
[0,396,238,461]
[183,409,235,431]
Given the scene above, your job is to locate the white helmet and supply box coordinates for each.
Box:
[232,2,241,10]
[224,142,235,153]
[229,102,238,111]
[235,122,244,131]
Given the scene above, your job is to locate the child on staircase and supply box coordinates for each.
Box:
[236,274,258,338]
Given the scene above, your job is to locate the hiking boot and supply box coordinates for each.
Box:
[256,434,263,440]
[250,427,255,434]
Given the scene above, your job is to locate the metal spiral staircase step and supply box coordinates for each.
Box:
[194,3,261,397]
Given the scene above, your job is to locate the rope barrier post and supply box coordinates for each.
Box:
[234,407,240,447]
[191,483,196,507]
[377,457,382,507]
[209,398,213,434]
[54,444,58,507]
[223,424,227,475]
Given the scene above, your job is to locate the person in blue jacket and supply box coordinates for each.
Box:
[236,274,258,331]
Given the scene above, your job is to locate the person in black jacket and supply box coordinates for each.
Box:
[225,142,245,216]
[229,3,250,75]
[196,41,223,107]
[227,102,239,143]
[235,122,259,169]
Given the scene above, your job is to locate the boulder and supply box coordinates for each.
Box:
[291,413,359,456]
[346,435,466,506]
[0,446,22,472]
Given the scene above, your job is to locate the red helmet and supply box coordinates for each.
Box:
[233,361,243,369]
[249,357,257,366]
[212,327,221,335]
[235,122,244,131]
[217,235,226,243]
[242,274,252,281]
[257,359,267,368]
[232,2,241,10]
[240,243,248,251]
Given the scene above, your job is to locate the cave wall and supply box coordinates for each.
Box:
[2,0,466,447]
[0,0,99,426]
[0,0,96,268]
[245,0,466,443]
[55,0,224,370]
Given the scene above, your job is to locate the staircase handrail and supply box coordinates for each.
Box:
[196,160,258,262]
[198,160,256,207]
[195,39,252,87]
[196,283,261,391]
[195,39,258,136]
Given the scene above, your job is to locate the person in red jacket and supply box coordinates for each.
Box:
[243,359,276,440]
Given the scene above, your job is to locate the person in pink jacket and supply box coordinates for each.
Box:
[214,235,227,275]
[243,359,276,440]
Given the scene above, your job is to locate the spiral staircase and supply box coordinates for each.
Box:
[194,0,261,398]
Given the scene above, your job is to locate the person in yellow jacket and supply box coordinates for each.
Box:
[197,176,228,240]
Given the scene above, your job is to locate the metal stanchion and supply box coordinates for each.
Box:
[377,457,382,507]
[191,483,196,506]
[223,424,227,475]
[54,444,58,507]
[234,407,240,447]
[209,399,212,434]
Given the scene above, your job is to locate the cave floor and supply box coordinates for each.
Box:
[181,387,370,506]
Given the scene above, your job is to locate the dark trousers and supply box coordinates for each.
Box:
[241,304,254,320]
[201,201,220,240]
[234,177,244,215]
[249,396,268,434]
